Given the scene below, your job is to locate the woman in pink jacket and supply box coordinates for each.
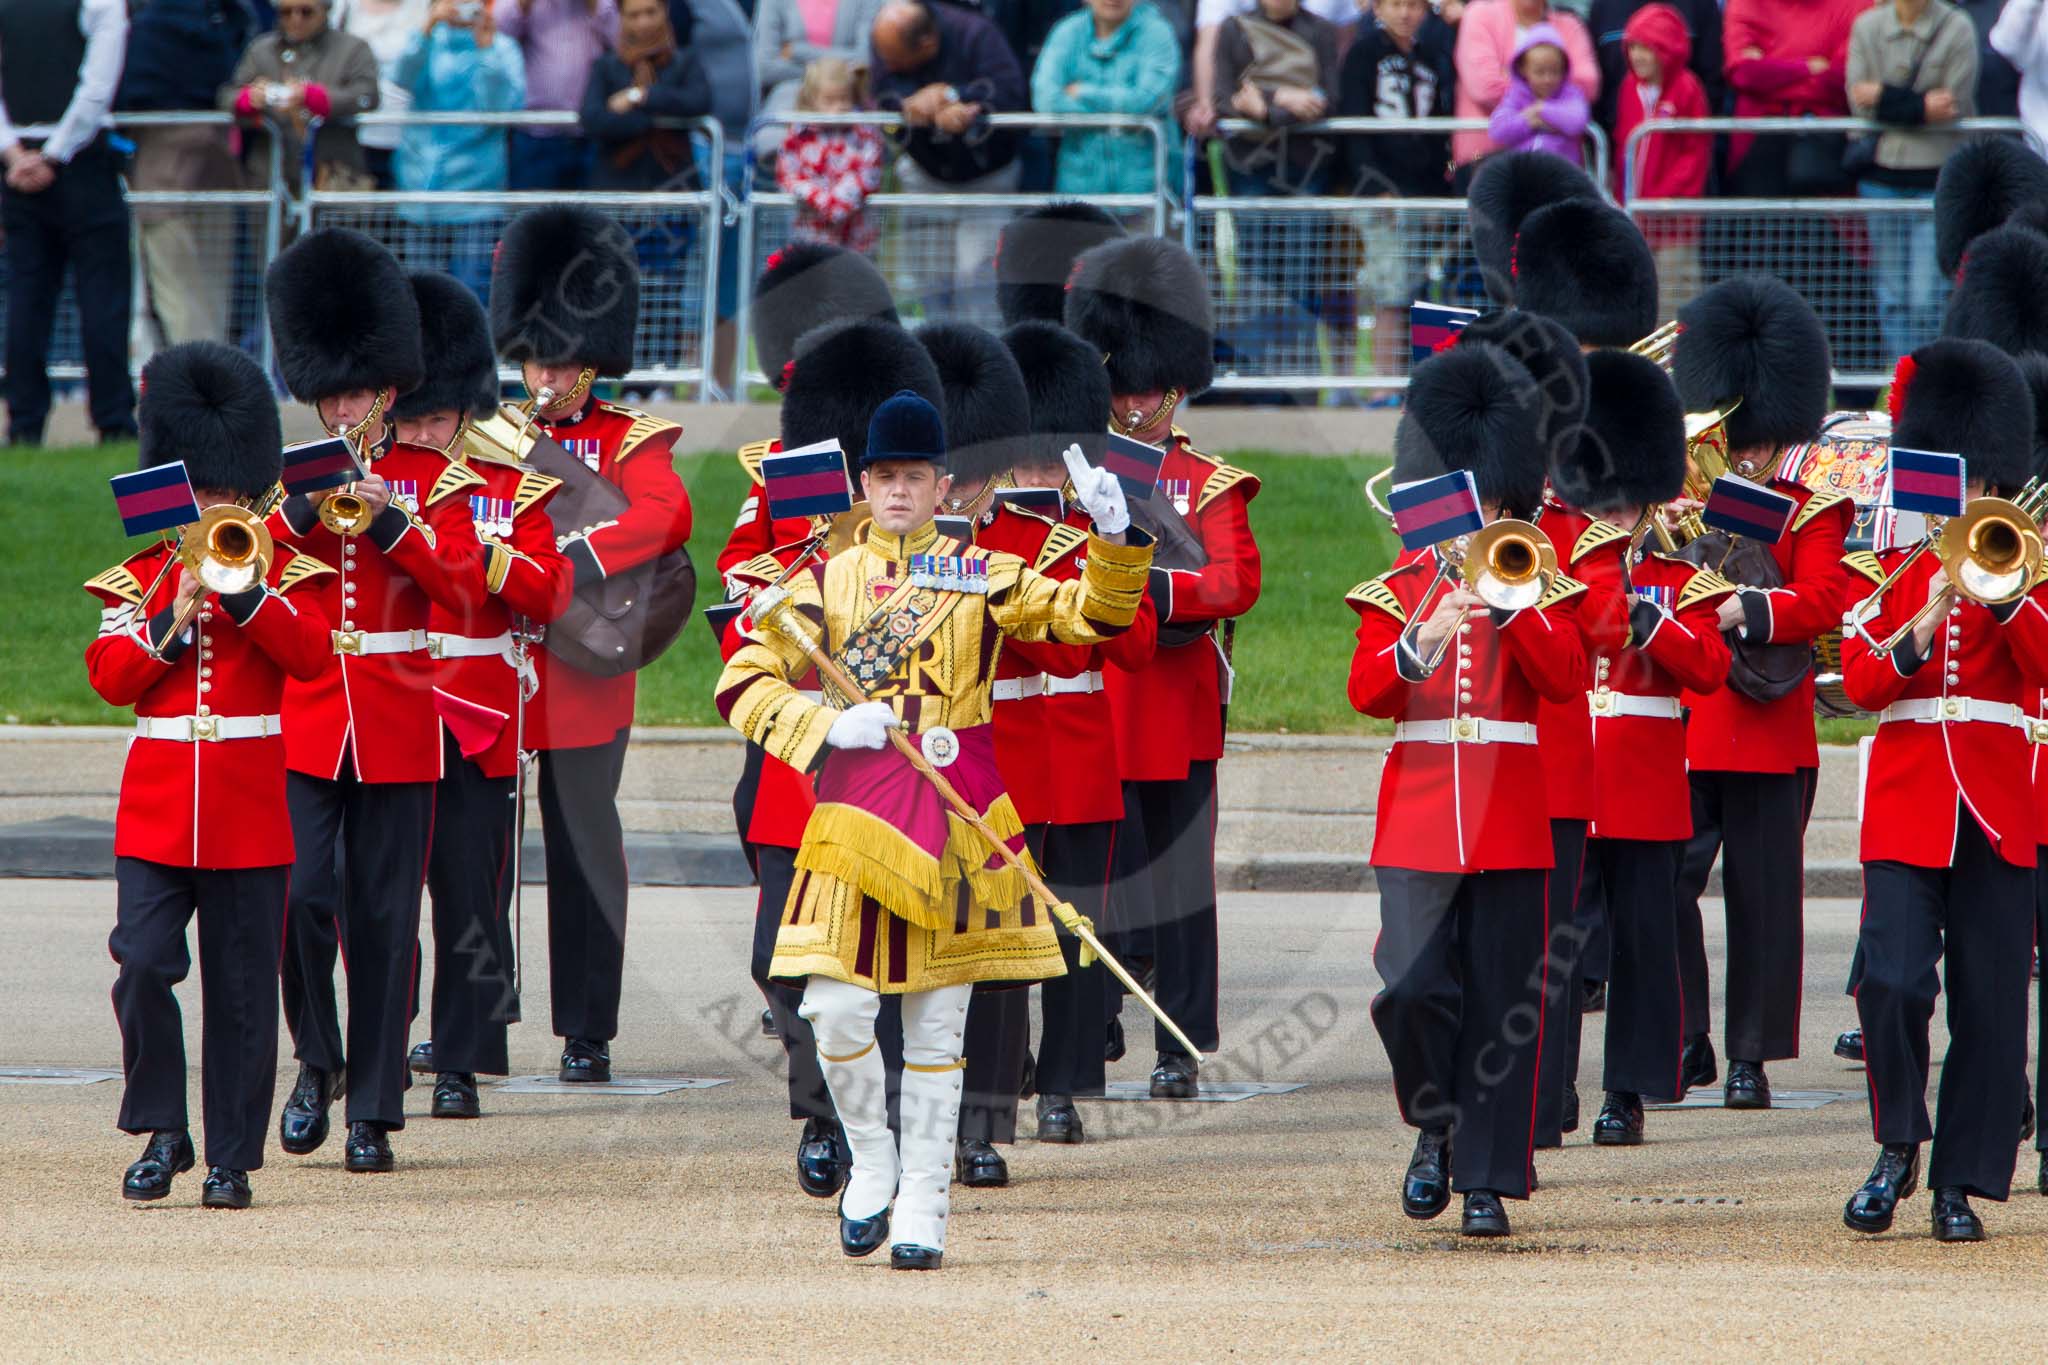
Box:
[1452,0,1600,175]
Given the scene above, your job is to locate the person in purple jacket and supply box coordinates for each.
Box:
[1488,21,1592,166]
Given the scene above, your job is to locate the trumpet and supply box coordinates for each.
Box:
[1417,519,1557,671]
[1856,483,2048,657]
[148,504,277,659]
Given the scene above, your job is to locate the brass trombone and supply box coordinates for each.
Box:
[1416,519,1558,671]
[1855,482,2048,657]
[146,498,280,659]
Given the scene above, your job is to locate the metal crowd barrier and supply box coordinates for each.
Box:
[733,110,1173,391]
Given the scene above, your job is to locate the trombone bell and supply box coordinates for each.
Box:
[1944,499,2042,604]
[1462,520,1553,611]
[181,504,273,595]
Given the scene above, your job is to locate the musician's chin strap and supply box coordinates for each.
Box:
[334,389,390,458]
[528,367,596,419]
[1115,387,1182,440]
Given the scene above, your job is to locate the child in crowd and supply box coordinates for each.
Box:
[775,58,885,254]
[1611,4,1709,318]
[1487,23,1591,166]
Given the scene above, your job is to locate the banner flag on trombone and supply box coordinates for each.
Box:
[1700,475,1797,544]
[763,439,855,521]
[280,436,364,496]
[1103,432,1170,500]
[110,462,202,538]
[1887,448,1967,518]
[702,600,744,648]
[1410,302,1480,367]
[1388,470,1485,551]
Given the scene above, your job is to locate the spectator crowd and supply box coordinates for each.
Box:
[0,0,2043,435]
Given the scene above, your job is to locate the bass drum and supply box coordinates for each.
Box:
[1778,410,1890,718]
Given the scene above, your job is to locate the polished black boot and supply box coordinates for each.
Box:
[1149,1051,1199,1099]
[760,1007,779,1039]
[408,1040,435,1075]
[201,1167,252,1210]
[1843,1142,1919,1233]
[1931,1186,1985,1242]
[955,1138,1009,1188]
[890,1244,943,1270]
[1593,1091,1645,1146]
[558,1038,611,1083]
[1035,1093,1084,1145]
[1461,1190,1510,1237]
[1401,1128,1452,1220]
[343,1120,395,1173]
[1724,1060,1771,1110]
[796,1116,851,1199]
[122,1130,195,1202]
[1834,1027,1864,1062]
[431,1072,481,1119]
[1680,1033,1718,1091]
[278,1064,344,1156]
[838,1196,889,1257]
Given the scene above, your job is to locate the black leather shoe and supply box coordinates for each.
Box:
[1401,1128,1452,1220]
[2021,1088,2036,1146]
[796,1116,851,1199]
[890,1244,943,1270]
[1104,1016,1126,1064]
[408,1040,435,1075]
[1724,1060,1771,1110]
[759,1007,779,1039]
[838,1197,889,1257]
[201,1167,252,1210]
[343,1121,394,1173]
[1593,1092,1645,1146]
[1036,1094,1084,1145]
[1680,1034,1718,1091]
[1843,1143,1920,1233]
[558,1038,611,1083]
[278,1064,344,1156]
[1834,1027,1864,1062]
[122,1130,195,1202]
[1581,979,1607,1014]
[431,1072,480,1119]
[956,1138,1009,1188]
[1461,1190,1511,1238]
[1931,1186,1985,1243]
[1149,1052,1199,1099]
[1561,1084,1580,1135]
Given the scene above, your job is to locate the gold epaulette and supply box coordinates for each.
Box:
[737,439,774,486]
[428,459,486,507]
[604,403,683,463]
[1572,519,1629,563]
[1842,549,1888,586]
[1345,577,1406,623]
[83,563,146,605]
[1537,573,1588,610]
[1170,430,1264,512]
[1035,523,1088,572]
[1677,568,1739,612]
[1790,487,1852,533]
[277,553,337,594]
[512,468,562,519]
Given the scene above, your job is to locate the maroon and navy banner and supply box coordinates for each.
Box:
[702,599,744,646]
[280,436,363,496]
[1103,432,1169,499]
[1410,302,1480,368]
[994,486,1064,521]
[933,515,975,543]
[1887,447,1967,518]
[1388,470,1485,551]
[1700,475,1796,544]
[763,439,854,521]
[110,462,201,538]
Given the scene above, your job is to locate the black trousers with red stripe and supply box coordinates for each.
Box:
[424,731,518,1076]
[1534,819,1588,1146]
[281,761,434,1129]
[1372,866,1548,1199]
[1857,813,2031,1199]
[1594,838,1687,1101]
[539,725,631,1042]
[1127,762,1221,1056]
[1028,819,1116,1098]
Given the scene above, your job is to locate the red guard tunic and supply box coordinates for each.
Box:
[270,443,487,784]
[1535,506,1632,824]
[1842,549,2048,869]
[1347,550,1589,872]
[530,399,693,750]
[2033,684,2048,844]
[85,544,336,867]
[721,549,823,849]
[1104,431,1261,782]
[427,458,575,780]
[1682,483,1854,774]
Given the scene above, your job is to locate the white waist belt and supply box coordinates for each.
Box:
[991,675,1044,702]
[1393,718,1539,746]
[429,631,513,661]
[136,714,282,742]
[1045,670,1105,697]
[333,628,429,656]
[993,670,1106,702]
[1588,690,1684,720]
[1878,697,2027,730]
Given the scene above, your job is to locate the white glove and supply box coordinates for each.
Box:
[1062,444,1131,536]
[824,700,897,751]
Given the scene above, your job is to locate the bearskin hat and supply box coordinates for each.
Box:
[1064,236,1214,398]
[136,341,282,499]
[1394,343,1546,519]
[1003,319,1112,466]
[490,206,639,376]
[265,228,423,403]
[914,323,1031,485]
[996,201,1126,327]
[780,319,945,469]
[1934,136,2048,279]
[1670,274,1830,455]
[751,241,898,387]
[1941,224,2048,358]
[2016,351,2048,482]
[1455,309,1589,462]
[393,271,500,422]
[1891,338,2035,494]
[1512,200,1658,348]
[1466,152,1603,304]
[1553,350,1686,513]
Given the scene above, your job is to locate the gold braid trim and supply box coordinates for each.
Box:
[795,803,947,925]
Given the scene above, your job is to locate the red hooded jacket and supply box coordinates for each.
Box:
[1613,4,1711,202]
